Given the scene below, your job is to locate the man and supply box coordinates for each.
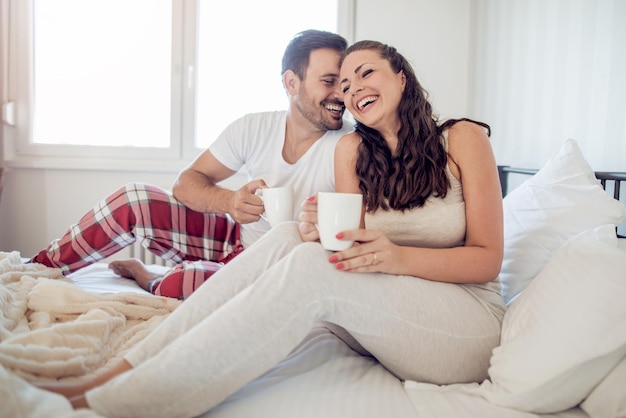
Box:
[31,29,352,299]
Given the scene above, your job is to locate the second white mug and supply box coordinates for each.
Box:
[317,192,363,251]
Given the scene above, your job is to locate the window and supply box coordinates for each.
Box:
[1,0,353,168]
[195,1,342,149]
[32,0,172,149]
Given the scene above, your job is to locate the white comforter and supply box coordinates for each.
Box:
[0,252,178,418]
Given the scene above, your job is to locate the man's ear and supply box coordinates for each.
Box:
[283,70,300,95]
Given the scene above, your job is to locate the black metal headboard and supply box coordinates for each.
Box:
[497,165,626,238]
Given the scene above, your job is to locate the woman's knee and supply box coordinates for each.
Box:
[266,221,300,237]
[254,221,303,250]
[285,242,334,282]
[291,241,329,261]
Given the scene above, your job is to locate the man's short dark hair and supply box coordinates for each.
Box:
[281,29,347,80]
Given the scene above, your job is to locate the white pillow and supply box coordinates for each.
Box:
[581,355,626,418]
[500,138,626,305]
[478,224,626,413]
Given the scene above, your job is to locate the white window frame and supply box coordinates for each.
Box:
[1,0,355,172]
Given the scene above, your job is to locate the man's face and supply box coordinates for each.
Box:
[295,48,345,131]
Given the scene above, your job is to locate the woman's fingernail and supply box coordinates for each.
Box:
[335,263,344,270]
[335,233,344,239]
[307,195,315,201]
[329,255,337,262]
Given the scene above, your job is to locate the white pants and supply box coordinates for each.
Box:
[87,222,504,418]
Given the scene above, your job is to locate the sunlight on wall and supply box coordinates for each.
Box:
[195,0,338,148]
[33,0,172,147]
[31,0,339,149]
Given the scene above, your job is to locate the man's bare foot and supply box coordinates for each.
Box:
[109,258,161,291]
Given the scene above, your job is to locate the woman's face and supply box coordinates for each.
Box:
[339,49,405,132]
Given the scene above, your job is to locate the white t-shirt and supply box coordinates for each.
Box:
[209,110,354,248]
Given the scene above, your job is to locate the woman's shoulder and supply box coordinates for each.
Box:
[446,119,489,140]
[338,131,361,145]
[336,131,361,155]
[446,120,491,157]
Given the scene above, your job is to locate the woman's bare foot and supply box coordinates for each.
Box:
[35,360,133,405]
[70,394,89,409]
[34,380,92,400]
[109,258,161,291]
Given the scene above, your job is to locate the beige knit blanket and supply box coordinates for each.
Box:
[0,251,180,382]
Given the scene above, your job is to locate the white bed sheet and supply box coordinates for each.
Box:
[67,263,591,418]
[68,262,168,295]
[403,382,589,418]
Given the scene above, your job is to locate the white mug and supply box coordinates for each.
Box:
[317,192,363,251]
[257,186,294,227]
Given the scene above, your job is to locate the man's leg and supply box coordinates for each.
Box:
[108,246,243,299]
[108,258,161,290]
[31,183,240,275]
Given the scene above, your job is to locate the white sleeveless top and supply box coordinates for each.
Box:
[363,134,502,310]
[364,163,465,249]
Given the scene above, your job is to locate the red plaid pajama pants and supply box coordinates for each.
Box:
[31,183,243,299]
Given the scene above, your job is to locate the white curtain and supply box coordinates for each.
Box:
[471,0,626,171]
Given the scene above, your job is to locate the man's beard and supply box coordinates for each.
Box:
[297,90,343,131]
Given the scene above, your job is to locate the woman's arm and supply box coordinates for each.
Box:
[331,122,504,284]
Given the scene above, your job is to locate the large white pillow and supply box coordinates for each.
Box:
[581,355,626,418]
[501,138,626,305]
[580,239,626,418]
[478,224,626,413]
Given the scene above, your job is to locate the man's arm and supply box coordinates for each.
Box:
[173,149,266,224]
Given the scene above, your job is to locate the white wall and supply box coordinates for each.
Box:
[355,0,626,171]
[353,0,473,120]
[1,0,624,257]
[0,165,248,257]
[0,167,178,257]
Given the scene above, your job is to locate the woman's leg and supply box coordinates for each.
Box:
[121,222,306,365]
[85,239,503,418]
[36,360,133,400]
[30,183,240,274]
[37,222,304,400]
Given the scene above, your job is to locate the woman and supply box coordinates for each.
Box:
[40,40,505,418]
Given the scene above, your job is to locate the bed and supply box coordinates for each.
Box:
[1,138,625,418]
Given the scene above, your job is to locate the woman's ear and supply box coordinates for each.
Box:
[283,70,300,96]
[399,70,407,89]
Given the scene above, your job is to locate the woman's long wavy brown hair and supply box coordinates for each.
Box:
[341,41,490,212]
